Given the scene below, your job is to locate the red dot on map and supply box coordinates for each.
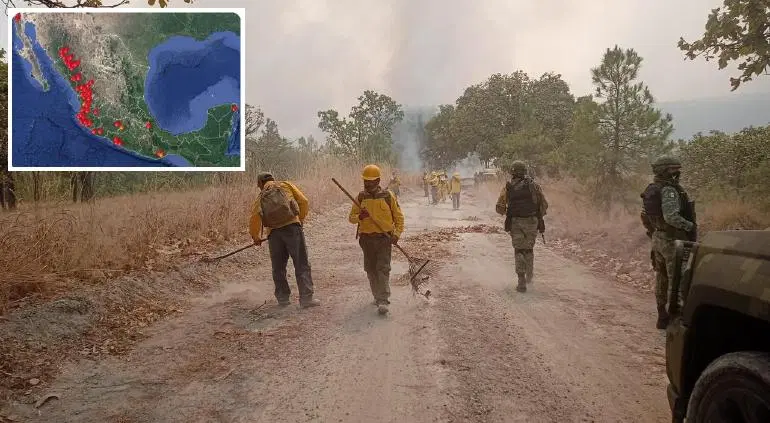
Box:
[231,104,238,112]
[113,136,123,146]
[155,149,166,158]
[113,120,122,128]
[145,121,152,129]
[93,108,100,116]
[13,13,21,22]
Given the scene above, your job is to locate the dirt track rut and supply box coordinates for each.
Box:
[3,187,670,422]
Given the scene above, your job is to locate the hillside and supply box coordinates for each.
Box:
[659,92,770,140]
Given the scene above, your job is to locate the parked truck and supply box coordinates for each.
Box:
[665,229,770,423]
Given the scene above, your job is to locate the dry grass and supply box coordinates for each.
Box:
[0,158,379,313]
[539,179,769,291]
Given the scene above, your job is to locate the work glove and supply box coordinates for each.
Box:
[358,209,370,221]
[537,217,545,233]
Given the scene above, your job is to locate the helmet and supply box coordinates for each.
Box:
[651,156,681,175]
[257,171,274,186]
[510,160,527,175]
[362,164,381,181]
[453,172,460,177]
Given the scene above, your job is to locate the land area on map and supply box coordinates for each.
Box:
[9,11,243,169]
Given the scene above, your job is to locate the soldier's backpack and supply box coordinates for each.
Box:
[259,183,299,228]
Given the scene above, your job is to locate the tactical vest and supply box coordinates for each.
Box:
[506,177,538,218]
[640,181,692,239]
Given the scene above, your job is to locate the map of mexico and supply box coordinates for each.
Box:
[8,8,245,170]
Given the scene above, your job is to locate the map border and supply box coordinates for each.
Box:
[7,7,247,172]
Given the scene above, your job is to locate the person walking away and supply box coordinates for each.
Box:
[450,172,462,210]
[640,156,696,329]
[348,164,405,315]
[422,170,430,197]
[429,172,440,205]
[438,172,448,203]
[249,172,320,308]
[495,161,548,292]
[387,170,402,197]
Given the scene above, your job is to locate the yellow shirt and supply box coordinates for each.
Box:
[249,180,309,241]
[450,177,461,194]
[348,188,405,239]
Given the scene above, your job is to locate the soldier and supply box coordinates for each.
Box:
[495,161,548,292]
[640,156,697,329]
[249,172,320,308]
[422,170,430,197]
[450,172,462,210]
[349,164,405,315]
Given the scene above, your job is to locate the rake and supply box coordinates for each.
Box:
[332,178,432,298]
[200,238,267,263]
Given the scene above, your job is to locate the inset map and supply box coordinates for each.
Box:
[8,9,244,170]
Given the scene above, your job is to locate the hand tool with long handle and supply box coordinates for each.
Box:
[331,178,431,297]
[202,238,267,263]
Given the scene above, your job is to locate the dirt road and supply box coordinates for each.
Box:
[2,186,670,422]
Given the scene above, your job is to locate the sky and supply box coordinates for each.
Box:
[4,0,770,140]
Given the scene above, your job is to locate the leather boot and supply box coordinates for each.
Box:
[656,304,669,329]
[516,274,527,293]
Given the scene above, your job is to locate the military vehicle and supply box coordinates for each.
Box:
[665,230,770,423]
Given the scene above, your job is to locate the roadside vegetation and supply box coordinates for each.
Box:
[1,0,768,313]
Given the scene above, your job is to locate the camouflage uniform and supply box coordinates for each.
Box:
[496,161,548,292]
[640,156,696,329]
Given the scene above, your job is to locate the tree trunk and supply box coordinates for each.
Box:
[32,171,41,202]
[1,170,17,210]
[71,172,80,203]
[80,172,95,202]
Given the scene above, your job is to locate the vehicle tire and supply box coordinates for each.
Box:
[685,351,770,423]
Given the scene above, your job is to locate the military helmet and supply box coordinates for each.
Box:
[510,160,527,175]
[651,155,682,175]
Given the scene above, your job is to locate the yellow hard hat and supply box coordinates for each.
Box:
[362,164,381,181]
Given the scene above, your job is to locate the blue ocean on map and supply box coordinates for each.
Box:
[11,22,240,168]
[144,32,240,157]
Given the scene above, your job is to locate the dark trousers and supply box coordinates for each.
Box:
[358,234,392,304]
[267,223,314,302]
[430,186,438,204]
[451,193,460,209]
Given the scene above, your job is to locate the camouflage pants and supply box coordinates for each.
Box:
[423,183,429,197]
[430,186,438,204]
[652,232,680,307]
[359,234,392,305]
[509,216,539,280]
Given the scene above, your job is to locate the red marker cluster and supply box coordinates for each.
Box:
[57,45,164,156]
[59,46,99,129]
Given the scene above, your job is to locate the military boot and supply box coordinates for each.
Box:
[516,274,527,293]
[656,304,669,329]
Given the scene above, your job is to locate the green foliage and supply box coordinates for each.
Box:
[678,0,770,91]
[422,105,465,169]
[680,126,770,205]
[422,71,575,168]
[557,95,603,181]
[589,46,673,209]
[317,90,404,162]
